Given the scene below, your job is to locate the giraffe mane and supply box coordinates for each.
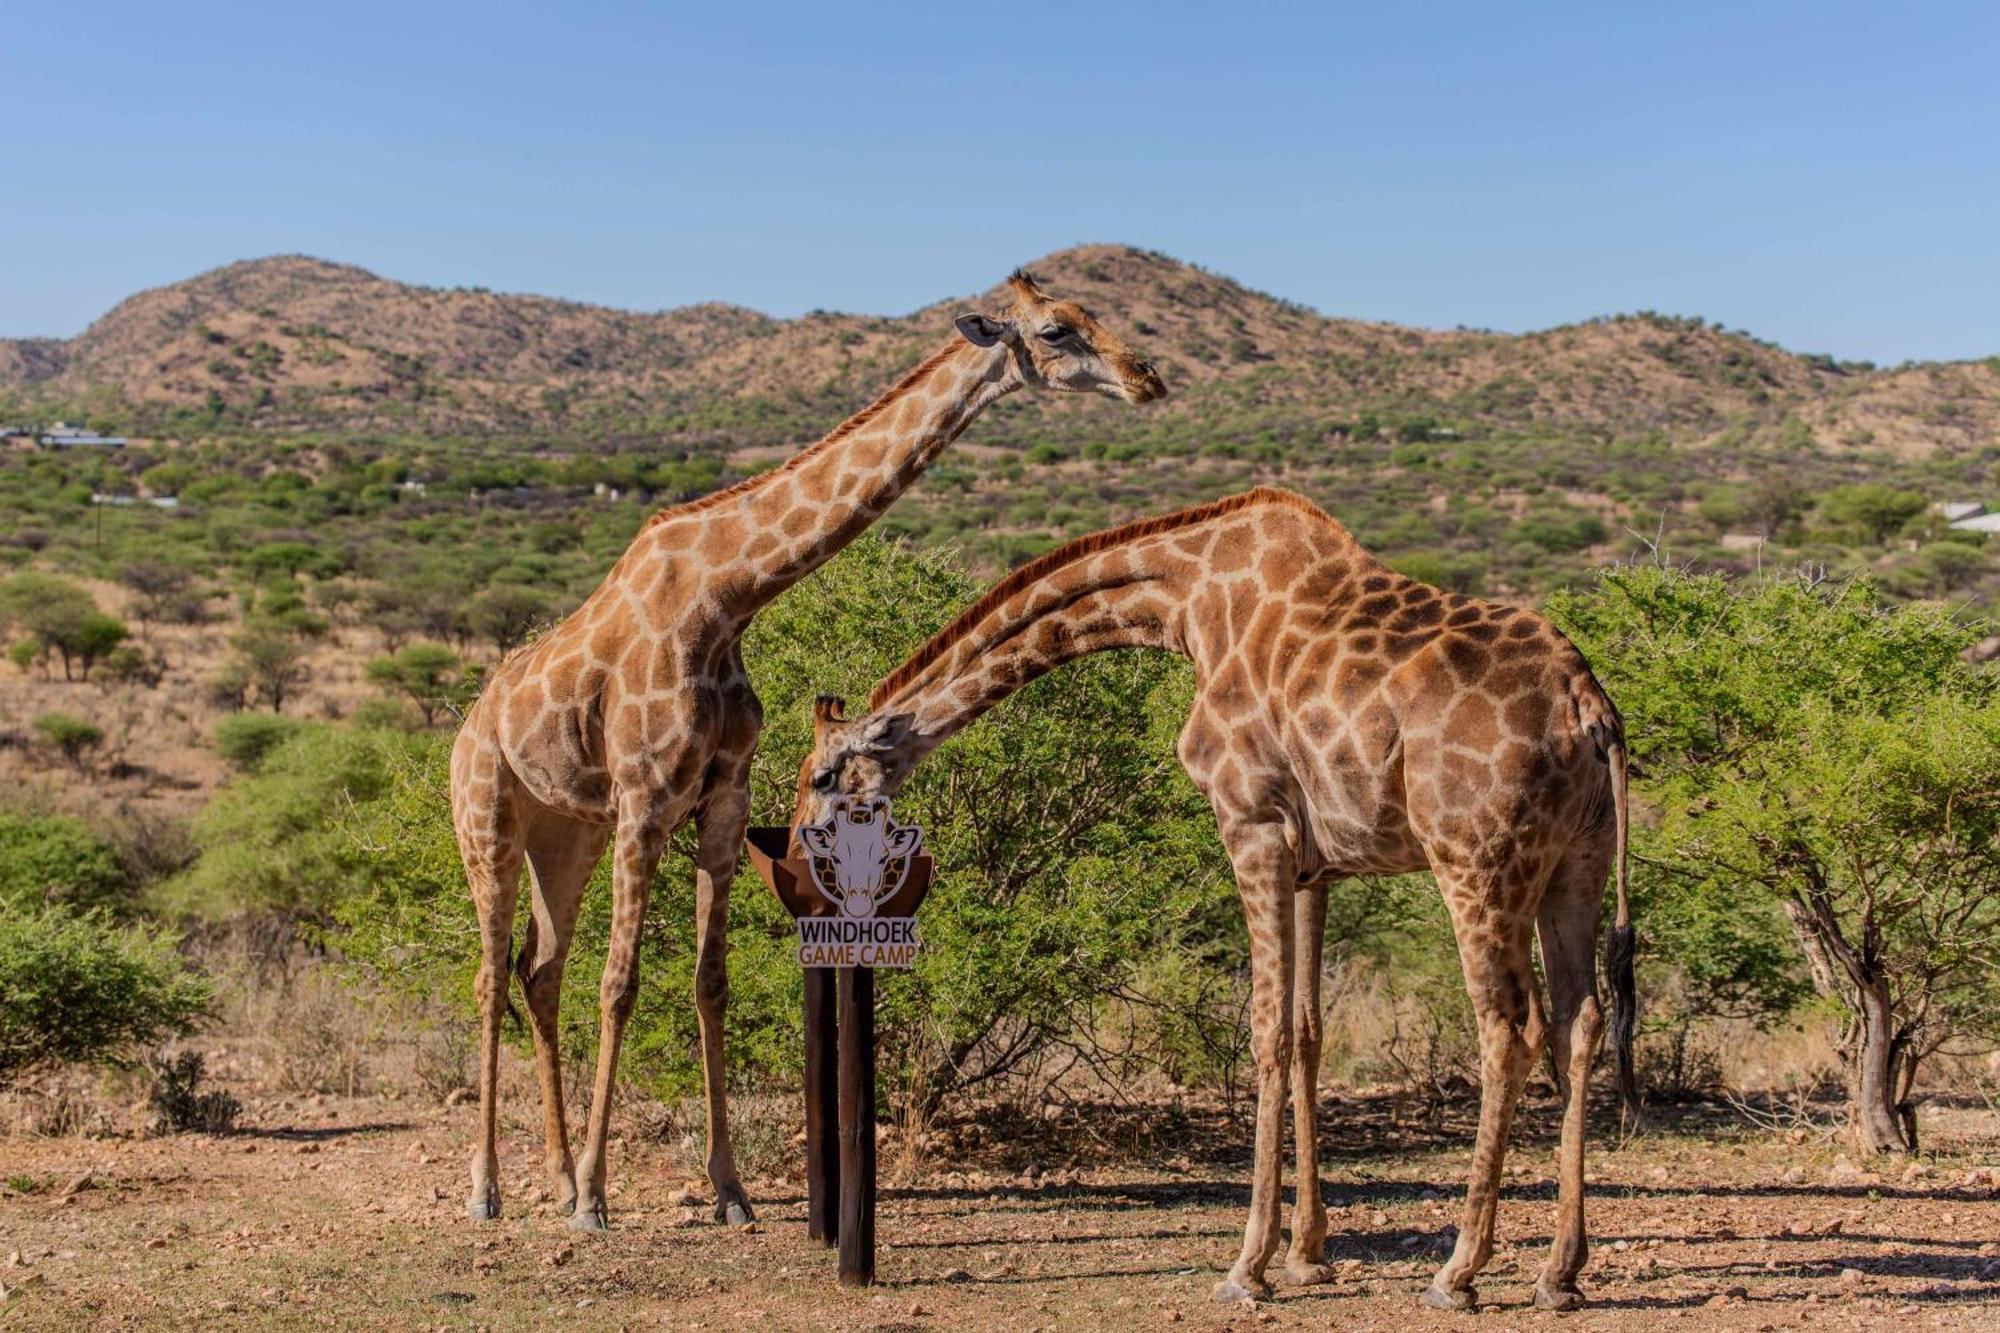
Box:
[869,486,1338,709]
[642,340,966,530]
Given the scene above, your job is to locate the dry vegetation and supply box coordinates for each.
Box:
[5,248,2000,1329]
[7,245,1998,454]
[0,579,404,813]
[3,1026,1997,1330]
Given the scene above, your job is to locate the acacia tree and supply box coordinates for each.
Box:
[0,573,124,681]
[465,582,548,655]
[120,561,194,636]
[230,620,310,713]
[364,642,465,727]
[1551,566,2000,1153]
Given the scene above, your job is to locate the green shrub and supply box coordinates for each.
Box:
[161,725,420,920]
[335,535,1231,1108]
[0,906,212,1081]
[1550,566,2000,1150]
[7,636,42,675]
[32,712,104,768]
[0,813,129,914]
[213,713,306,771]
[363,642,465,727]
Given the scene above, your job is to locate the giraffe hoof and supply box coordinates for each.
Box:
[1533,1282,1586,1312]
[1212,1277,1270,1304]
[713,1189,755,1226]
[567,1201,609,1232]
[1420,1282,1477,1311]
[1281,1260,1335,1286]
[466,1193,500,1222]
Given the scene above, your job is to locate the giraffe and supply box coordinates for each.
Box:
[449,271,1165,1232]
[792,486,1636,1312]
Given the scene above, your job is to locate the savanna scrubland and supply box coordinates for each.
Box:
[3,247,1998,1326]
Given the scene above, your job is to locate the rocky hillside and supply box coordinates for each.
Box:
[4,244,1997,457]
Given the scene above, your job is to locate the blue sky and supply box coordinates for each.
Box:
[4,2,1995,363]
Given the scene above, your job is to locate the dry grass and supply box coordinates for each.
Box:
[0,579,423,816]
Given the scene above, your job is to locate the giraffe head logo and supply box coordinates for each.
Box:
[797,796,923,919]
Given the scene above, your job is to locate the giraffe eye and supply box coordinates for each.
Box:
[811,769,837,793]
[1038,326,1072,346]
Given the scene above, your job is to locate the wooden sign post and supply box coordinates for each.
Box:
[745,798,933,1288]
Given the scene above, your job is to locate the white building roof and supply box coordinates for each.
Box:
[1947,512,2000,533]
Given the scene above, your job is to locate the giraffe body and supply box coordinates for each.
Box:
[449,272,1161,1232]
[797,487,1634,1310]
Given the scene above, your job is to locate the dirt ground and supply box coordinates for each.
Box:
[2,1086,1996,1332]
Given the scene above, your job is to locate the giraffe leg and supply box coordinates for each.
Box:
[1532,836,1613,1311]
[1214,824,1296,1304]
[1424,876,1545,1312]
[1282,882,1333,1286]
[569,803,675,1232]
[518,814,609,1217]
[693,775,754,1225]
[453,741,524,1223]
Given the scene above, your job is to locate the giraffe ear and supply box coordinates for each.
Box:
[812,695,847,726]
[954,314,1013,348]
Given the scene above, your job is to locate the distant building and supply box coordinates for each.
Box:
[1935,501,1986,523]
[41,422,128,448]
[1948,512,2000,534]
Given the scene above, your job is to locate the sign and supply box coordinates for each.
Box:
[742,806,936,1286]
[794,797,924,969]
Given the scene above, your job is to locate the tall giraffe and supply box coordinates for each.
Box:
[793,487,1636,1312]
[450,271,1164,1232]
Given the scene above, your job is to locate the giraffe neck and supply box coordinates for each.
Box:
[863,492,1368,769]
[672,337,1016,609]
[868,528,1203,765]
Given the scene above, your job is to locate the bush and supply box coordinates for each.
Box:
[214,713,306,772]
[335,535,1231,1110]
[1550,566,2000,1153]
[0,906,212,1081]
[0,812,129,914]
[146,1050,242,1134]
[229,620,310,713]
[0,573,106,681]
[364,643,466,727]
[7,635,42,675]
[162,725,420,921]
[32,711,104,769]
[465,583,548,653]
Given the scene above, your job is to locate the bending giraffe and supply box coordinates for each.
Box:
[450,271,1164,1232]
[792,487,1636,1312]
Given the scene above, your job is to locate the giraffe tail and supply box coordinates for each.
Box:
[1600,724,1640,1129]
[1576,672,1639,1127]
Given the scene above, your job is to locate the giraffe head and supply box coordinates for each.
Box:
[792,694,920,836]
[955,270,1167,404]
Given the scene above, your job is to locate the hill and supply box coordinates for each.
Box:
[6,245,1996,458]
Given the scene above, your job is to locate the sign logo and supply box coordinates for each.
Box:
[793,797,924,969]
